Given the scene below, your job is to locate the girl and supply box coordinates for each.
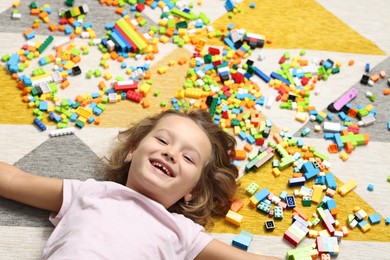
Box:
[0,109,280,259]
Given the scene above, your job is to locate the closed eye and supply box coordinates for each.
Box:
[156,137,168,145]
[183,155,195,164]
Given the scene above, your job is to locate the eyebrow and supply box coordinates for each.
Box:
[156,128,203,162]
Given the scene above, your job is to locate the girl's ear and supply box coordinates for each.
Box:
[124,146,136,162]
[184,193,193,203]
[124,152,132,163]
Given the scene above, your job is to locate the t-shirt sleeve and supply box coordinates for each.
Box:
[49,179,82,226]
[174,214,213,259]
[186,228,213,259]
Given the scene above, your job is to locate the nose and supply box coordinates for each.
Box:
[162,150,177,163]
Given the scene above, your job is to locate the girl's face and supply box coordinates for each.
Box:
[125,114,212,208]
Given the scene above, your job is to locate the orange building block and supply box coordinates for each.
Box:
[369,74,380,82]
[230,199,244,212]
[243,143,253,152]
[235,149,247,161]
[347,107,358,118]
[344,142,354,153]
[293,207,308,220]
[48,23,57,32]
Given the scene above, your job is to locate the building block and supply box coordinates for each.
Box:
[325,174,336,190]
[283,220,309,247]
[126,90,143,103]
[286,245,318,260]
[246,182,259,196]
[230,199,244,212]
[274,206,284,220]
[34,118,46,131]
[257,201,271,214]
[368,213,381,224]
[327,87,358,112]
[338,179,357,196]
[249,187,270,207]
[265,220,275,231]
[232,230,253,251]
[226,210,243,227]
[286,195,296,209]
[301,161,320,180]
[288,177,306,187]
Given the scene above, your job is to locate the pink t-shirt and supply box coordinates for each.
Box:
[42,179,212,259]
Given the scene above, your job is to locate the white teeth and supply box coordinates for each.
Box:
[151,161,172,177]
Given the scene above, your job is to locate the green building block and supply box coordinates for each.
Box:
[257,201,271,214]
[302,196,312,207]
[274,206,284,220]
[246,182,259,196]
[38,35,54,54]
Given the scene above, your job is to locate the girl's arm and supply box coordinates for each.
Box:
[196,239,282,260]
[0,161,63,212]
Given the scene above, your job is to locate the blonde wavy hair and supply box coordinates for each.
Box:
[102,109,238,227]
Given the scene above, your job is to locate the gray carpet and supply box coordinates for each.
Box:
[0,0,156,38]
[295,56,390,142]
[0,134,103,227]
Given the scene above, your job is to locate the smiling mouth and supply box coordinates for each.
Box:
[150,160,174,177]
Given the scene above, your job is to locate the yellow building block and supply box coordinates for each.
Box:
[338,179,357,196]
[272,167,281,177]
[311,185,323,204]
[225,210,243,227]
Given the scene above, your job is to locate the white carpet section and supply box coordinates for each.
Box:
[317,0,390,55]
[1,226,388,260]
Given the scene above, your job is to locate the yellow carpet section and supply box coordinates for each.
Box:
[209,145,390,242]
[205,0,385,55]
[0,48,192,128]
[97,47,193,128]
[0,66,34,124]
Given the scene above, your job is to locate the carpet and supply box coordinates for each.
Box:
[0,0,389,259]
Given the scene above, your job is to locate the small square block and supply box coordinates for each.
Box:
[265,220,275,230]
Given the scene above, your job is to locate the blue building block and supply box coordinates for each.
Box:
[296,138,304,147]
[39,101,48,111]
[302,161,320,180]
[286,195,296,209]
[365,63,370,73]
[324,133,334,140]
[279,191,288,200]
[315,175,325,185]
[357,219,369,229]
[246,135,255,144]
[238,131,247,141]
[232,230,253,251]
[225,0,235,11]
[333,133,344,151]
[325,173,337,190]
[288,177,305,187]
[34,118,46,131]
[254,67,271,83]
[270,71,290,85]
[253,188,270,203]
[368,213,381,225]
[326,198,337,210]
[367,184,374,191]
